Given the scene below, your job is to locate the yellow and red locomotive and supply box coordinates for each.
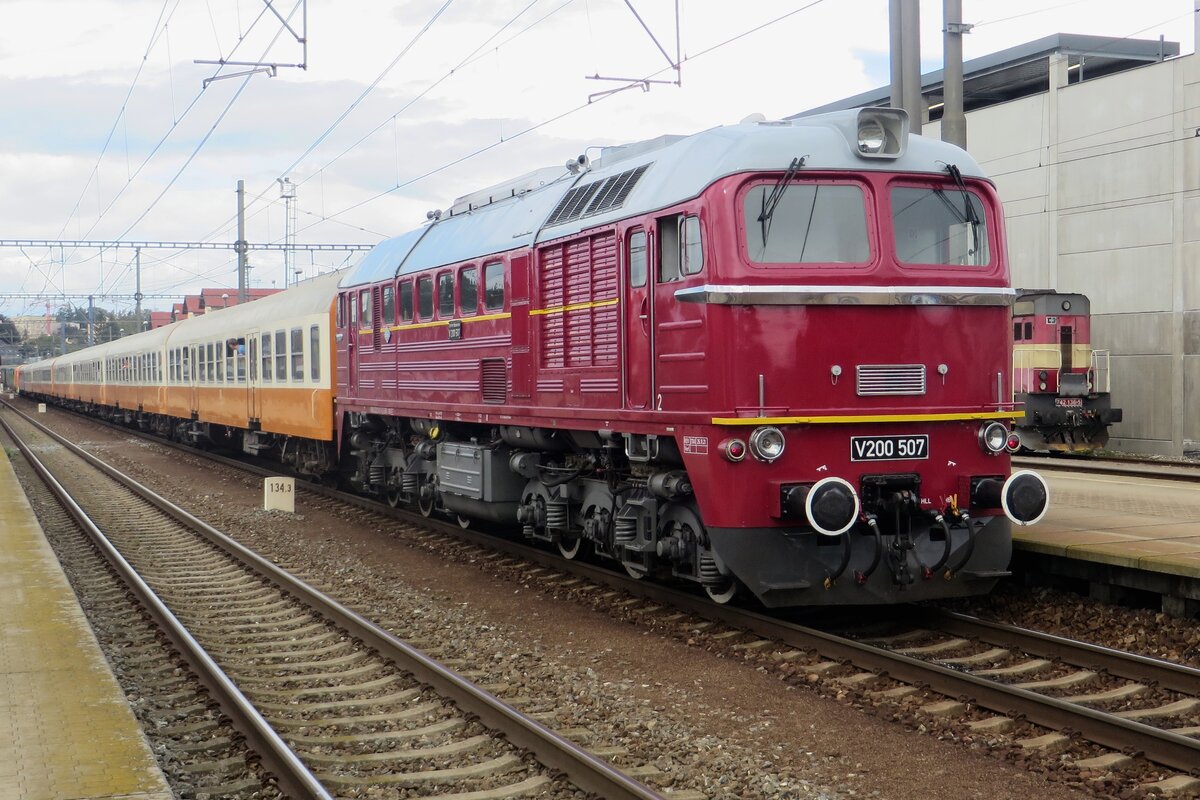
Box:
[18,107,1048,606]
[1011,290,1122,453]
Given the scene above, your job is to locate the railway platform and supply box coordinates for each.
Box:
[0,446,171,799]
[1011,464,1200,617]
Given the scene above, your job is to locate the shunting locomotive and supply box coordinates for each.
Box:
[1011,290,1122,453]
[17,107,1049,606]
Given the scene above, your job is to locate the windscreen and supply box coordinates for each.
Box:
[891,187,990,266]
[743,183,870,265]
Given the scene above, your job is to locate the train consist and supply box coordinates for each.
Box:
[1011,290,1122,453]
[16,107,1048,606]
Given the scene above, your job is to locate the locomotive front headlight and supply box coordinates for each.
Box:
[748,426,786,462]
[978,421,1007,455]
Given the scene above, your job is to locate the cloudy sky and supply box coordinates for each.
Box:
[0,0,1193,317]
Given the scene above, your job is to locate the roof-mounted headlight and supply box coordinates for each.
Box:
[854,107,908,159]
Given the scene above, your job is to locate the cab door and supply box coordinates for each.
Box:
[651,213,708,411]
[622,227,652,409]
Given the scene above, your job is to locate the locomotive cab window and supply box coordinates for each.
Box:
[891,186,990,266]
[460,266,478,315]
[628,230,647,288]
[484,262,504,310]
[743,182,869,264]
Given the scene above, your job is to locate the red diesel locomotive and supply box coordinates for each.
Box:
[335,106,1048,606]
[18,107,1048,606]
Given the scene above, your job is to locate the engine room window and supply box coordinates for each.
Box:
[460,267,478,315]
[681,215,703,276]
[891,186,990,266]
[359,290,372,330]
[399,281,413,322]
[743,182,869,264]
[418,276,433,319]
[628,230,647,288]
[382,285,395,324]
[438,272,455,317]
[484,262,504,310]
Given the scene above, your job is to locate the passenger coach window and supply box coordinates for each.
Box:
[275,330,287,382]
[418,276,433,319]
[400,281,413,321]
[310,325,320,380]
[484,262,504,310]
[681,216,703,276]
[744,183,869,264]
[460,267,478,314]
[891,186,990,266]
[291,328,304,381]
[438,272,454,317]
[261,334,272,383]
[628,231,647,288]
[383,285,395,324]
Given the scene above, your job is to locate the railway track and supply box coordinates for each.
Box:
[0,403,666,800]
[12,398,1200,791]
[1014,453,1200,482]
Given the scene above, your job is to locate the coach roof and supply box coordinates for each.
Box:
[340,107,988,289]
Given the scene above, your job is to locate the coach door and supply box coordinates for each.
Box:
[623,227,653,409]
[247,330,261,421]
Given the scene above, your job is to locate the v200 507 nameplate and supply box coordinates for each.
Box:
[850,434,929,462]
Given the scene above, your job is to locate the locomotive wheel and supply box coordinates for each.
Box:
[385,487,403,508]
[557,531,586,560]
[704,579,740,605]
[623,562,648,580]
[456,515,472,529]
[417,487,436,517]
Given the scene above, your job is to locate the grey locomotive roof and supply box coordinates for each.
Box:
[341,108,987,288]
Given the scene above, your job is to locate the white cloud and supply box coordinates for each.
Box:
[0,0,1194,315]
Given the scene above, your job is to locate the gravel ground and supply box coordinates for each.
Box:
[34,406,1191,799]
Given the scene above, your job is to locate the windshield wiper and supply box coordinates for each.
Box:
[758,156,805,245]
[943,163,980,227]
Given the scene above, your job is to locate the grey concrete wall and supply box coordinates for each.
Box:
[947,47,1199,456]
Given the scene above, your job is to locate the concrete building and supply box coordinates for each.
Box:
[797,18,1200,457]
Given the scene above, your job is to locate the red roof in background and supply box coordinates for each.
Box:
[154,287,283,328]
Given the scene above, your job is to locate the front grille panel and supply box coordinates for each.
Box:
[856,364,927,396]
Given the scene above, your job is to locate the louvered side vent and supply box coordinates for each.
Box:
[544,164,650,227]
[481,358,507,404]
[856,364,927,396]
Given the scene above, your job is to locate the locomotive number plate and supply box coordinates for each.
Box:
[850,434,929,462]
[1054,397,1083,408]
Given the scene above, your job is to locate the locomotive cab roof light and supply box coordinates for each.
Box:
[852,108,908,159]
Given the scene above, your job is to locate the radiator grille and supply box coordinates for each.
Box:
[856,364,926,396]
[481,358,507,404]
